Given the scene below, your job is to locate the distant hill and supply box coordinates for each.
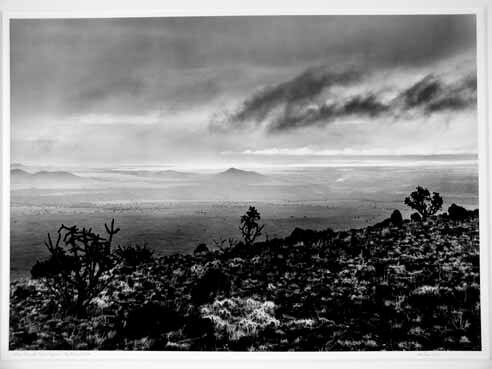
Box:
[32,171,81,180]
[114,169,196,179]
[212,168,267,185]
[216,167,264,178]
[11,163,29,171]
[11,169,89,187]
[10,169,31,177]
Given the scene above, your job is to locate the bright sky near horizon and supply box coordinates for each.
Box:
[10,15,477,168]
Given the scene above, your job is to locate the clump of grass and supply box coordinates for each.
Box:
[201,297,279,341]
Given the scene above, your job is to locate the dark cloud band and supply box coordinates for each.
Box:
[210,66,361,131]
[212,66,477,133]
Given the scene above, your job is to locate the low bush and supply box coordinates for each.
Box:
[390,209,403,226]
[191,267,231,305]
[124,302,183,338]
[448,203,471,221]
[193,243,209,255]
[114,243,154,267]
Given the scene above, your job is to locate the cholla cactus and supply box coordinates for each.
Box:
[30,219,119,315]
[239,207,265,246]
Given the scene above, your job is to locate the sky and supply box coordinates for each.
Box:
[10,15,477,168]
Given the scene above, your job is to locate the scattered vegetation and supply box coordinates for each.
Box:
[404,186,443,219]
[10,188,480,351]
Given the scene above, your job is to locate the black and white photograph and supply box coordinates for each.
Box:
[4,12,487,354]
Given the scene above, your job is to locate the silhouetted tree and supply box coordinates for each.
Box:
[404,186,443,219]
[31,219,119,315]
[239,206,264,246]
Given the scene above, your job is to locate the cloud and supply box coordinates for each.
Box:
[70,112,161,126]
[212,66,477,134]
[235,146,473,156]
[210,66,361,131]
[398,73,477,114]
[268,93,389,132]
[10,16,477,165]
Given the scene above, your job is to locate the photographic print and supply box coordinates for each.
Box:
[8,15,481,351]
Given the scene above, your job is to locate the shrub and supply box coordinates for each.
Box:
[191,267,231,305]
[11,284,37,300]
[410,212,422,222]
[390,209,403,226]
[448,203,471,221]
[404,186,443,219]
[124,302,183,338]
[239,206,264,246]
[30,219,119,315]
[114,243,154,267]
[288,228,320,245]
[193,243,209,255]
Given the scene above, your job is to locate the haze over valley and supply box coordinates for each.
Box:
[10,155,478,279]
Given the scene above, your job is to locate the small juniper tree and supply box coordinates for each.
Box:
[30,219,119,315]
[404,186,443,219]
[239,206,264,246]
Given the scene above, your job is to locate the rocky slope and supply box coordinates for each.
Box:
[9,211,480,351]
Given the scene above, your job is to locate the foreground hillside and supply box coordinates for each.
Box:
[10,211,480,351]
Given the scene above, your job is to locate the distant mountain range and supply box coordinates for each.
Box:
[112,167,265,182]
[113,169,196,179]
[10,166,267,188]
[11,169,89,187]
